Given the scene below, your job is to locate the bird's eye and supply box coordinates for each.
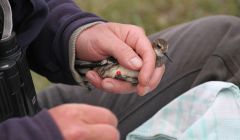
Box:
[157,43,162,48]
[156,43,163,50]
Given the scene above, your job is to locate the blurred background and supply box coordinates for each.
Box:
[32,0,240,93]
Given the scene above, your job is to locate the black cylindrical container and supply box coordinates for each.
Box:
[0,33,40,122]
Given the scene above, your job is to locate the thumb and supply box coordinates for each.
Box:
[107,36,143,70]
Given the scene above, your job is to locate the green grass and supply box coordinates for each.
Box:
[32,0,240,92]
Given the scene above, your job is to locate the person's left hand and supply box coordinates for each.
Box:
[76,22,165,96]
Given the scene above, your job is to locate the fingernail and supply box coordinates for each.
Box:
[130,57,142,68]
[103,81,114,90]
[140,87,151,96]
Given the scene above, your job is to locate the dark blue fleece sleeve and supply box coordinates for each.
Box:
[26,0,104,84]
[0,1,102,140]
[0,110,64,140]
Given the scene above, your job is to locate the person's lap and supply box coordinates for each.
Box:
[37,15,240,140]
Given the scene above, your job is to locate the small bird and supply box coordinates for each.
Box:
[75,38,171,88]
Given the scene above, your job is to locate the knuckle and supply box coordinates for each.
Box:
[130,25,144,33]
[79,104,118,126]
[55,104,80,117]
[79,103,91,109]
[65,104,90,118]
[143,47,156,61]
[100,107,114,117]
[105,126,120,140]
[100,108,118,125]
[115,46,135,60]
[136,26,145,34]
[136,26,145,33]
[66,107,82,118]
[67,125,90,140]
[122,46,135,56]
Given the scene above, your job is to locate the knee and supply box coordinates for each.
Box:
[213,15,239,25]
[200,15,240,32]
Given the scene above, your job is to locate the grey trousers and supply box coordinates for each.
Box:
[37,15,240,140]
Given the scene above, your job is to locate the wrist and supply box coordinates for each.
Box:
[69,21,104,85]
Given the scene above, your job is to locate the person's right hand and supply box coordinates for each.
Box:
[76,22,165,96]
[48,104,119,140]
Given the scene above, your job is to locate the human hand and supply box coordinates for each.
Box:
[49,104,119,140]
[76,22,165,96]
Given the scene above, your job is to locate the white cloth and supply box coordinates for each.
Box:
[126,81,240,140]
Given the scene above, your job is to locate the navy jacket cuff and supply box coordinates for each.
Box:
[0,109,63,140]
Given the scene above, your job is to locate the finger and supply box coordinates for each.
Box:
[101,78,137,94]
[137,65,165,96]
[148,66,165,89]
[86,70,137,94]
[104,34,143,70]
[137,41,156,86]
[85,124,120,140]
[86,70,103,89]
[76,104,118,127]
[123,27,156,86]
